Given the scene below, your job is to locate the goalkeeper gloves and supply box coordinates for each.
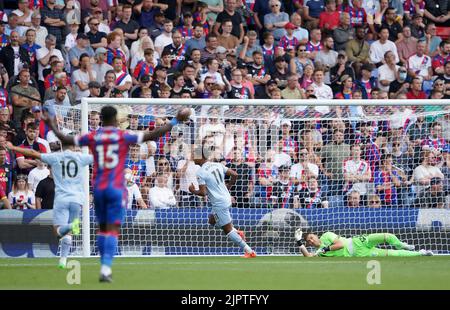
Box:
[294,228,303,246]
[315,246,331,256]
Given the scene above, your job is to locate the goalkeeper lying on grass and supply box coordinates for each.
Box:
[294,229,434,257]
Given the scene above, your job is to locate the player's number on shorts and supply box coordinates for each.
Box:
[96,145,119,169]
[59,160,78,178]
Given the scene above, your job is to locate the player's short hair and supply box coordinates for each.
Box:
[101,106,118,124]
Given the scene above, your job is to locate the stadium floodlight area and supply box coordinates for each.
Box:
[44,99,450,257]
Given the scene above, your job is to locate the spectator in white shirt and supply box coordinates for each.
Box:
[36,34,64,81]
[148,173,177,209]
[154,19,173,57]
[28,160,50,193]
[124,168,147,209]
[369,27,399,66]
[413,149,445,195]
[378,50,400,92]
[311,67,332,114]
[343,144,372,196]
[290,148,319,191]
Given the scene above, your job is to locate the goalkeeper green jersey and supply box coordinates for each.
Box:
[318,232,353,257]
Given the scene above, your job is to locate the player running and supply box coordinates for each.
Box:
[189,141,256,258]
[294,229,434,257]
[45,106,191,282]
[6,142,93,269]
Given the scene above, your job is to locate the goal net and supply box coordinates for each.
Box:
[52,99,450,256]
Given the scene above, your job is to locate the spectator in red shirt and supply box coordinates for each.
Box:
[319,0,340,32]
[406,77,427,99]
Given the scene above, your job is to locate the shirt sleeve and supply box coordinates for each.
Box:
[320,232,338,247]
[80,154,94,166]
[196,170,206,186]
[123,130,144,144]
[74,133,91,147]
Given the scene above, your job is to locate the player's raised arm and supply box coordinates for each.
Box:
[6,142,42,159]
[42,113,75,146]
[142,108,191,142]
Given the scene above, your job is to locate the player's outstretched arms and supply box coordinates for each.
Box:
[142,108,191,142]
[6,142,42,160]
[42,113,75,145]
[225,168,238,190]
[189,183,207,197]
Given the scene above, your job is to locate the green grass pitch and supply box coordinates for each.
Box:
[0,256,449,290]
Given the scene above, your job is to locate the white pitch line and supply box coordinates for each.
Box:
[0,260,409,268]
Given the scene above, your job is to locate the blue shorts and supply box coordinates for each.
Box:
[93,188,126,225]
[211,206,232,227]
[53,202,81,226]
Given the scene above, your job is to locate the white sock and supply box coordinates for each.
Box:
[101,265,112,276]
[59,257,67,266]
[244,245,253,254]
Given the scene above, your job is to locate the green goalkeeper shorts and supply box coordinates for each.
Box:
[351,235,387,257]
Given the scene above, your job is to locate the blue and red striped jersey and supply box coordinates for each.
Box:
[74,127,144,190]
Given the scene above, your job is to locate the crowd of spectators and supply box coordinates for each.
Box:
[0,0,449,210]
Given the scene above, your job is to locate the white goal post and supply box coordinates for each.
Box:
[71,98,450,257]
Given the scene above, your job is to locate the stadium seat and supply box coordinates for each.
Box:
[436,27,450,40]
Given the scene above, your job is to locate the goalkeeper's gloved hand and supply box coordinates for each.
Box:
[294,228,303,246]
[315,246,331,256]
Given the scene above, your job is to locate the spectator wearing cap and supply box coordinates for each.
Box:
[214,0,245,43]
[185,23,207,56]
[86,16,108,50]
[388,66,409,99]
[0,31,31,79]
[369,27,399,67]
[377,50,400,92]
[41,0,66,48]
[329,51,356,92]
[72,53,97,102]
[237,31,262,64]
[113,4,140,49]
[319,0,340,31]
[278,22,299,51]
[68,33,95,72]
[264,0,289,42]
[92,47,113,85]
[410,13,426,39]
[396,26,418,66]
[217,19,240,53]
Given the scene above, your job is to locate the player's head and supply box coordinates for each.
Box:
[303,232,321,248]
[100,106,118,127]
[61,137,75,151]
